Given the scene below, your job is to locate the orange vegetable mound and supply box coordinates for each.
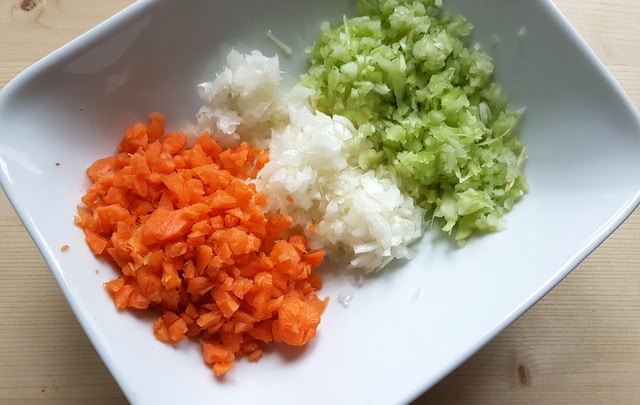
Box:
[75,113,328,376]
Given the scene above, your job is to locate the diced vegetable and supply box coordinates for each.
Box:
[300,0,528,241]
[75,113,327,376]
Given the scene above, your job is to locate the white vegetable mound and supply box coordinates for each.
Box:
[196,50,424,273]
[195,50,288,148]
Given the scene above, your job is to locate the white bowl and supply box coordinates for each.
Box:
[0,0,639,404]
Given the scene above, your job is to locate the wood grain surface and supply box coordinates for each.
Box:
[0,1,638,404]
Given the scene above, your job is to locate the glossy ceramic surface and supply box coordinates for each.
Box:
[0,1,639,404]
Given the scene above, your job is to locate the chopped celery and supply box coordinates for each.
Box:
[300,0,527,242]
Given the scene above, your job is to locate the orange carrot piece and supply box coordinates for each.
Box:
[118,122,149,154]
[75,113,327,377]
[212,286,240,318]
[146,112,165,143]
[274,296,321,346]
[303,250,326,268]
[86,156,116,182]
[142,208,192,245]
[212,362,235,377]
[202,340,235,364]
[84,230,108,255]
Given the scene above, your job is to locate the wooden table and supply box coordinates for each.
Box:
[0,1,638,404]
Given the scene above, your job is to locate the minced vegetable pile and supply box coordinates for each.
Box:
[75,0,527,377]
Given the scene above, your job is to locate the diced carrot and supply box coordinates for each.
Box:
[86,156,116,182]
[187,276,213,295]
[196,309,223,329]
[212,362,235,377]
[255,151,269,171]
[303,250,326,268]
[274,296,321,346]
[84,230,108,255]
[230,277,253,299]
[136,266,163,303]
[142,208,192,245]
[75,113,327,377]
[129,152,151,175]
[153,316,171,343]
[146,112,165,143]
[154,312,187,345]
[168,317,188,343]
[248,319,274,342]
[118,122,149,154]
[212,286,240,318]
[195,132,222,156]
[202,340,235,364]
[161,132,188,155]
[95,204,131,233]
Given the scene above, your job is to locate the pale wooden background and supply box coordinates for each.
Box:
[0,1,638,404]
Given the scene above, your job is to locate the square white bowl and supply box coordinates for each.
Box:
[0,1,639,404]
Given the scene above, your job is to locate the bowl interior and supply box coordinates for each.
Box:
[0,0,639,404]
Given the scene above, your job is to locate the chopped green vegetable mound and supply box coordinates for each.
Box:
[300,0,528,242]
